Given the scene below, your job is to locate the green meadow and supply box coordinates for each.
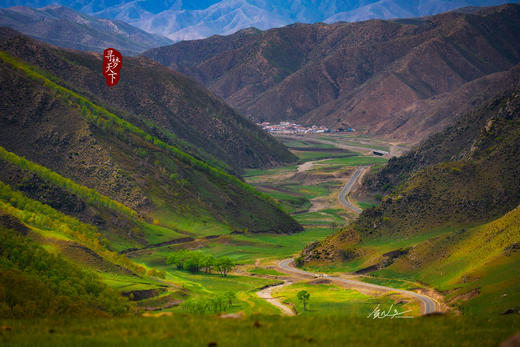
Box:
[1,315,518,346]
[272,282,420,316]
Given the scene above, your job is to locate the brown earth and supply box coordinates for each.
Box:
[144,4,520,143]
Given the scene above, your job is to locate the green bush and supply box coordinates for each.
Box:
[0,180,146,275]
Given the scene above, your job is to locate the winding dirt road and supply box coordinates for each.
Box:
[277,259,440,315]
[256,281,295,316]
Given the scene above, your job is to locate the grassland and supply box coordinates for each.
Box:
[128,227,335,266]
[1,315,518,346]
[159,134,394,266]
[249,267,286,276]
[2,125,518,345]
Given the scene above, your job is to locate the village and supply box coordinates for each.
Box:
[257,121,355,135]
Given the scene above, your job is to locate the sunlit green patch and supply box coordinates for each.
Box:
[273,282,420,316]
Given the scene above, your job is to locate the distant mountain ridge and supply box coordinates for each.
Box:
[144,4,520,142]
[0,5,172,55]
[2,1,519,41]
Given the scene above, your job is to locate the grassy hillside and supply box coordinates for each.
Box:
[0,221,132,318]
[0,231,131,318]
[0,49,302,241]
[357,87,520,238]
[377,205,520,315]
[300,88,520,314]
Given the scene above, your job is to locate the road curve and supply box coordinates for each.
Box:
[256,282,295,316]
[338,166,367,214]
[278,259,439,315]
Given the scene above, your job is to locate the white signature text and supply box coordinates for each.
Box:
[367,304,413,319]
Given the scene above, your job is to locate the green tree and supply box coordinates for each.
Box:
[184,252,203,273]
[166,250,190,269]
[215,257,234,277]
[200,255,216,273]
[297,290,310,311]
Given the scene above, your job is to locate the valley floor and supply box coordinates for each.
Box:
[118,133,443,318]
[3,133,518,346]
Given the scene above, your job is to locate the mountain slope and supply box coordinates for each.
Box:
[299,87,520,313]
[0,27,296,174]
[2,1,519,41]
[0,31,302,247]
[0,221,132,317]
[0,5,172,55]
[304,84,520,258]
[360,87,520,238]
[144,4,520,142]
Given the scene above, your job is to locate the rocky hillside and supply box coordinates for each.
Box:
[0,5,172,55]
[0,28,296,174]
[303,85,520,261]
[144,4,520,142]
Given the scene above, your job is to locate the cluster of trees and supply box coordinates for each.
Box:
[0,181,147,276]
[181,292,236,314]
[166,250,234,276]
[0,226,132,318]
[0,145,137,218]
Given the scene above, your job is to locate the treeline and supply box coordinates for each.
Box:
[182,292,235,314]
[0,225,132,317]
[0,51,281,210]
[0,180,146,276]
[0,145,137,218]
[166,250,234,276]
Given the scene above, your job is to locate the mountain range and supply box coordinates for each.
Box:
[144,4,520,142]
[1,1,519,41]
[0,5,172,55]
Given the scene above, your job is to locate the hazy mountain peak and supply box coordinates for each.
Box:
[0,4,173,55]
[2,0,520,41]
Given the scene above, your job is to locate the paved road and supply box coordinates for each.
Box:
[278,259,439,315]
[338,166,367,214]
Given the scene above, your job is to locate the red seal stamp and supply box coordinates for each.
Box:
[102,48,122,87]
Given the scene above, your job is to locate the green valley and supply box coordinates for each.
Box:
[1,5,520,346]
